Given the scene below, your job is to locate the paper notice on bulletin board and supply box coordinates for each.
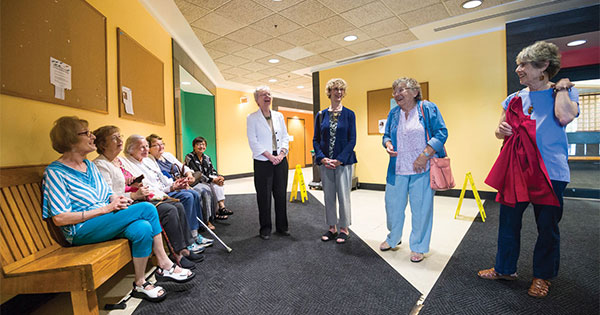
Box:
[50,57,72,100]
[122,86,134,114]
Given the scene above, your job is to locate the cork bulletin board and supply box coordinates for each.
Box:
[117,28,165,125]
[367,82,429,135]
[0,0,108,112]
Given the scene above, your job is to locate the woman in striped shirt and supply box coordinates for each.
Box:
[42,116,194,302]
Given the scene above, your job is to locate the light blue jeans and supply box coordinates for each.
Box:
[384,171,434,253]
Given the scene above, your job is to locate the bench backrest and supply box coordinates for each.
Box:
[0,165,59,273]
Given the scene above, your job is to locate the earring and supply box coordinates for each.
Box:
[539,73,545,81]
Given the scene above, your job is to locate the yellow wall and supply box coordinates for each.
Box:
[0,0,174,167]
[214,87,257,175]
[320,31,507,191]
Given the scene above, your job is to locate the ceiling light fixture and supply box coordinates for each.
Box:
[343,35,358,42]
[272,0,282,2]
[268,58,280,64]
[462,0,482,9]
[181,81,191,85]
[567,39,587,47]
[268,78,277,83]
[297,85,304,89]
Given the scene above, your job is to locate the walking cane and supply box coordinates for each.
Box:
[196,216,232,253]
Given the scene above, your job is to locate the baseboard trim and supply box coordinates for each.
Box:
[224,172,254,180]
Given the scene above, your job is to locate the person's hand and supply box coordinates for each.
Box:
[385,142,397,157]
[552,78,574,91]
[330,159,341,169]
[130,181,143,189]
[108,195,129,212]
[132,186,151,200]
[497,121,513,137]
[186,173,195,185]
[269,154,282,165]
[413,154,429,173]
[172,178,188,190]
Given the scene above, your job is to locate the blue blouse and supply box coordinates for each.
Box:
[42,159,112,242]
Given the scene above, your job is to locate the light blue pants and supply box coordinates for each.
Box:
[72,202,161,258]
[384,171,434,253]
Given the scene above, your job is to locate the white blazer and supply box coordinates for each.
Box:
[246,109,289,161]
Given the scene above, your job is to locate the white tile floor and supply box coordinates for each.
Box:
[96,167,482,314]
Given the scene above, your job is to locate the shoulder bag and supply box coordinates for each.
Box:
[420,102,455,191]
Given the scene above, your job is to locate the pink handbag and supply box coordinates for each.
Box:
[420,102,455,191]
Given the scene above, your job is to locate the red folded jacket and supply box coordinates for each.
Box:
[485,94,559,207]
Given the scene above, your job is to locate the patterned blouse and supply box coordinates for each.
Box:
[328,110,341,157]
[184,152,219,183]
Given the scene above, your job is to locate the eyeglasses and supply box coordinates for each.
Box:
[77,130,92,137]
[393,87,414,95]
[150,142,165,148]
[110,134,123,142]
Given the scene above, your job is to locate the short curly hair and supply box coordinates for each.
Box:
[93,125,120,154]
[49,116,89,154]
[325,78,347,99]
[516,41,561,79]
[392,77,422,102]
[253,86,271,102]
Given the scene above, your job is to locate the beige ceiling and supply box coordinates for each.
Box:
[171,0,586,100]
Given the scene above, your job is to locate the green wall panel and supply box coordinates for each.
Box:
[181,91,217,168]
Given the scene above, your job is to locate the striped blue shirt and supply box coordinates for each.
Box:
[42,159,113,242]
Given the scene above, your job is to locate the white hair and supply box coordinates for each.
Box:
[124,134,145,155]
[253,85,271,102]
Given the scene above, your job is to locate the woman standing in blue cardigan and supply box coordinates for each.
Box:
[313,78,357,244]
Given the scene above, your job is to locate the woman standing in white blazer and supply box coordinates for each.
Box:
[246,86,290,240]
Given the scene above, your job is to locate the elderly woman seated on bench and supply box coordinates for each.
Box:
[42,116,195,302]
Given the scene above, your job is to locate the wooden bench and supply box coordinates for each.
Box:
[0,165,132,315]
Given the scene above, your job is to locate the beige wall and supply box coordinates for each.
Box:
[0,0,174,167]
[319,31,507,191]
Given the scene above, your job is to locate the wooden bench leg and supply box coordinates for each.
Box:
[71,290,99,315]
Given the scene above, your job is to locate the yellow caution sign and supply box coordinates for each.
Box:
[455,172,486,222]
[290,164,308,203]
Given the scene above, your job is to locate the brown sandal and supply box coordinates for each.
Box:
[477,267,518,280]
[528,278,551,298]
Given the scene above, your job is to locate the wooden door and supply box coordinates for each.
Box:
[287,117,306,169]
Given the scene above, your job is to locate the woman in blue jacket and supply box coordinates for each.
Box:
[381,77,448,262]
[313,78,357,244]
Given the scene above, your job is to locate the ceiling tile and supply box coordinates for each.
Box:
[318,0,377,14]
[279,0,337,27]
[444,0,514,16]
[375,30,418,46]
[238,62,272,72]
[254,38,295,54]
[258,67,289,76]
[222,67,252,76]
[361,17,408,38]
[222,72,238,80]
[215,54,250,66]
[252,0,303,11]
[231,77,255,85]
[277,46,315,61]
[279,27,323,46]
[186,0,230,10]
[276,72,304,81]
[174,0,210,23]
[233,46,271,60]
[320,48,356,61]
[191,12,245,36]
[345,39,385,54]
[296,54,331,66]
[204,37,248,53]
[214,61,233,71]
[305,15,356,38]
[276,61,305,72]
[382,0,440,15]
[399,3,450,28]
[215,0,273,25]
[205,48,227,59]
[244,72,270,81]
[192,27,220,44]
[249,14,302,37]
[328,29,371,47]
[303,39,342,54]
[340,1,395,27]
[255,55,292,66]
[226,26,272,46]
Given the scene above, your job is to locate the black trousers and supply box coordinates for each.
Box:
[254,157,289,235]
[154,201,193,252]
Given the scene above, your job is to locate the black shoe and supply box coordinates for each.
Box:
[170,255,196,269]
[259,234,270,240]
[275,230,290,236]
[184,252,205,262]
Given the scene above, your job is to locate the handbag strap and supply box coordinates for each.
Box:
[419,101,449,157]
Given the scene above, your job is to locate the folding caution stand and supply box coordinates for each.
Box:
[290,164,308,203]
[455,172,486,222]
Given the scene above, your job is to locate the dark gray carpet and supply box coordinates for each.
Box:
[421,199,600,315]
[134,193,421,315]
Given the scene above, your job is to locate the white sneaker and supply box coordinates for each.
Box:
[196,235,214,247]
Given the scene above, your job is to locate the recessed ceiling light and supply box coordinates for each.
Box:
[297,85,304,89]
[268,58,280,64]
[272,0,282,2]
[181,81,191,85]
[344,35,358,42]
[462,0,482,9]
[268,78,277,83]
[567,39,587,47]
